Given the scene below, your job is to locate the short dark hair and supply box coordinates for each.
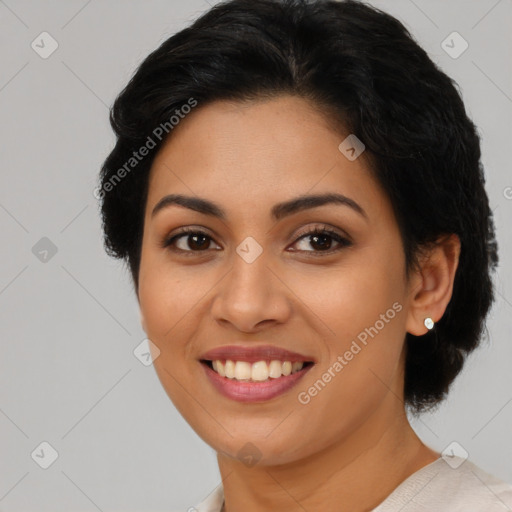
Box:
[98,0,499,414]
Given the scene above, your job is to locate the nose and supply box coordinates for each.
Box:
[210,252,292,333]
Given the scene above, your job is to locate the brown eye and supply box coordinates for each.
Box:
[161,228,220,254]
[179,232,211,251]
[161,225,351,257]
[290,226,352,255]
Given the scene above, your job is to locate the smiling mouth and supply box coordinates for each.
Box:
[200,359,315,382]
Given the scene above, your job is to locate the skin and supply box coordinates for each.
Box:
[137,95,461,512]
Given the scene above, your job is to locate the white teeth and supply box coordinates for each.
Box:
[291,361,303,373]
[224,360,235,379]
[212,360,225,377]
[251,361,269,381]
[234,361,252,380]
[268,360,283,378]
[282,361,292,376]
[210,359,306,381]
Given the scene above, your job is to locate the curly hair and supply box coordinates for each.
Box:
[97,0,499,414]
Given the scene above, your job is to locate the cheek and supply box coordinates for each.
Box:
[288,251,405,343]
[290,252,406,413]
[293,308,406,458]
[138,251,211,341]
[137,259,209,414]
[139,275,179,334]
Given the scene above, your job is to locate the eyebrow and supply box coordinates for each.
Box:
[151,192,368,222]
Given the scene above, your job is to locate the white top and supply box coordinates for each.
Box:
[190,456,512,512]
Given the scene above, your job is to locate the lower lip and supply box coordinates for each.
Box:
[201,362,314,403]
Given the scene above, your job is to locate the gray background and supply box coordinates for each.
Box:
[0,0,511,511]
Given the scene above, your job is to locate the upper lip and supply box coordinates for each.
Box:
[199,345,316,363]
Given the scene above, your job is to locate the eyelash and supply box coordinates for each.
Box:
[160,224,352,257]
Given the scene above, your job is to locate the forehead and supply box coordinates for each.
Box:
[145,96,389,224]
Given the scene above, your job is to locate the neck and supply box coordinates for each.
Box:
[217,397,439,512]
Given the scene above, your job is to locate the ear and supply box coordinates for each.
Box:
[405,233,461,336]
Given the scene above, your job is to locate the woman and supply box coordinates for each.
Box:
[97,0,512,510]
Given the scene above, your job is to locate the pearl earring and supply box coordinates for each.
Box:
[424,317,434,330]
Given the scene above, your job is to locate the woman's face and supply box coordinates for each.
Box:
[138,95,418,466]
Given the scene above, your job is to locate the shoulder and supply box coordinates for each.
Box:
[373,456,512,512]
[432,457,512,511]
